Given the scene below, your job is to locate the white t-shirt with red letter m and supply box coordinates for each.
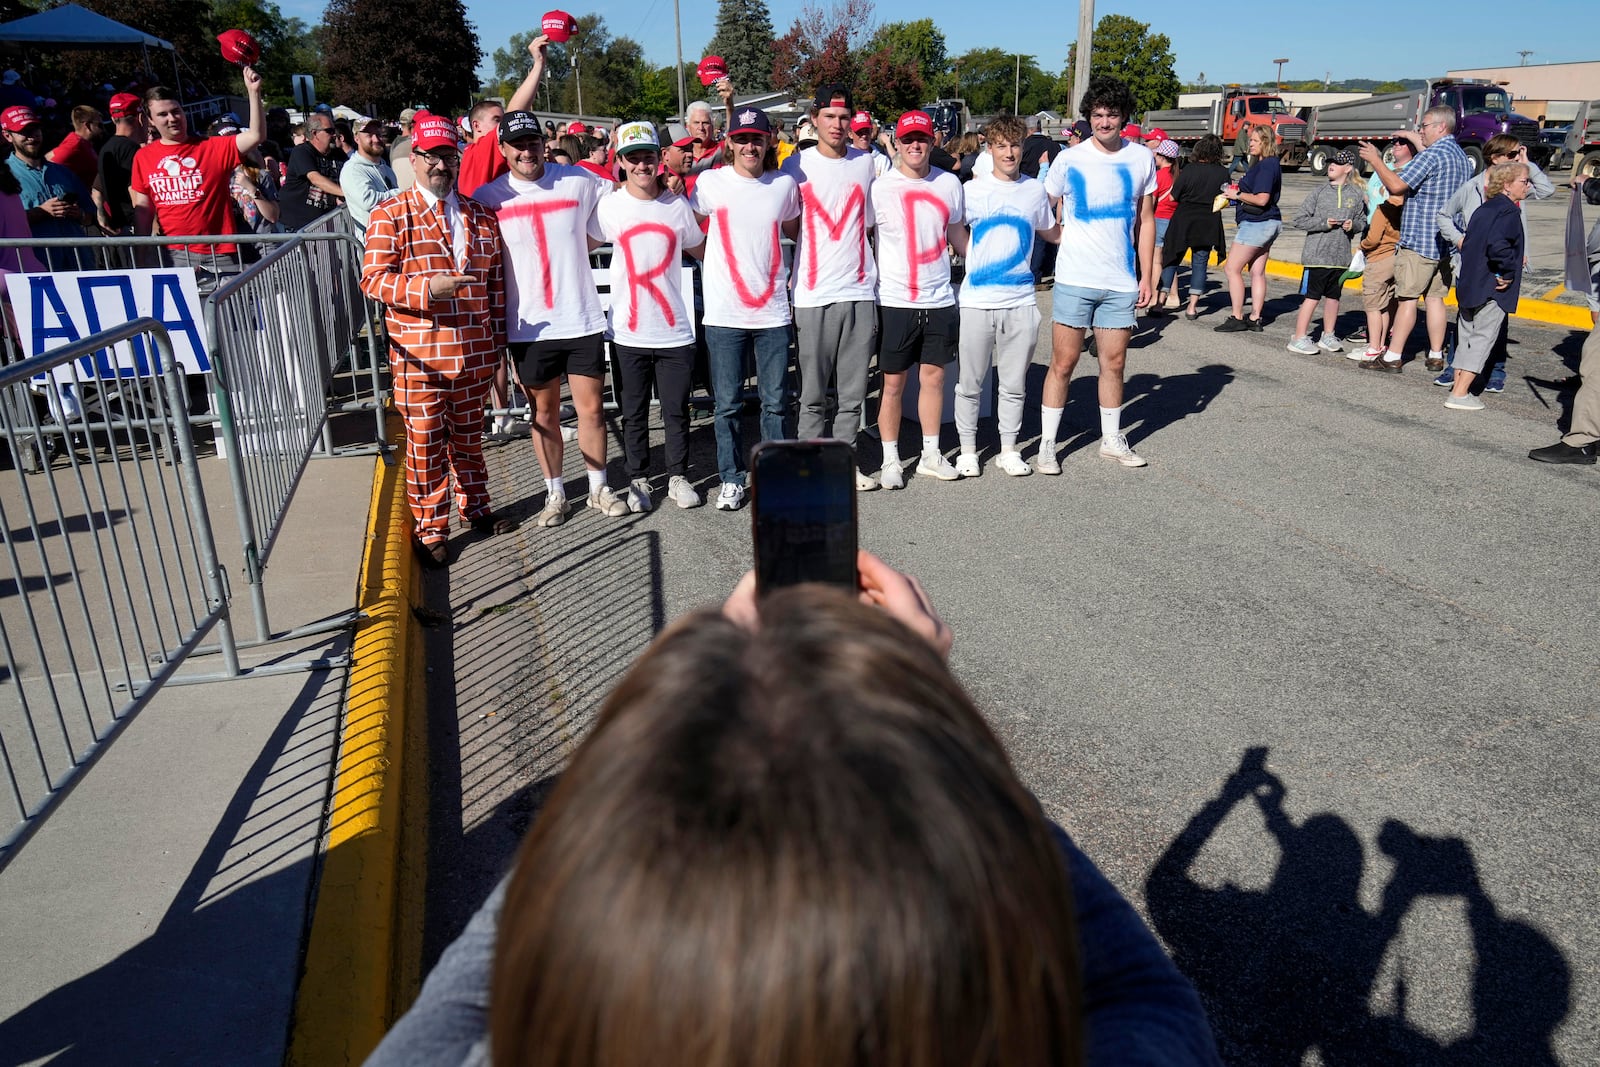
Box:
[780,146,878,308]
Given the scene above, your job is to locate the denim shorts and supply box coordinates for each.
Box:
[1234,219,1282,249]
[1051,284,1137,330]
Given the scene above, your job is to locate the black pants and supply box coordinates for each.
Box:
[612,342,694,478]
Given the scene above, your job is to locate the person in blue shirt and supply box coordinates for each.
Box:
[3,104,90,271]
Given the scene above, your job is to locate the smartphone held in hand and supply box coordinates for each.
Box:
[751,440,858,596]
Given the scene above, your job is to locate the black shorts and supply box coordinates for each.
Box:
[511,332,606,386]
[1299,266,1346,302]
[878,305,959,374]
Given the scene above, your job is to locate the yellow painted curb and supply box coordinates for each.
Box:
[288,416,422,1066]
[1259,258,1593,329]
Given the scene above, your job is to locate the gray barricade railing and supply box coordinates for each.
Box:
[0,318,237,870]
[1,217,387,653]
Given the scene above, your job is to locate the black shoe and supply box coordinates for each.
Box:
[1248,317,1265,332]
[1528,441,1597,465]
[1345,325,1368,343]
[1214,316,1251,333]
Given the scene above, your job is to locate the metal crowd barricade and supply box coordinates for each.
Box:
[0,319,236,870]
[1,217,387,651]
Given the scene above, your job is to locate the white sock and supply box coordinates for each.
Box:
[960,439,978,454]
[545,477,564,499]
[1428,349,1443,361]
[1100,405,1122,440]
[587,468,606,493]
[882,441,900,467]
[1001,433,1018,452]
[921,434,940,457]
[1040,405,1064,444]
[493,416,509,433]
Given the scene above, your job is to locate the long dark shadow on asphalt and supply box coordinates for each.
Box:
[1146,745,1571,1065]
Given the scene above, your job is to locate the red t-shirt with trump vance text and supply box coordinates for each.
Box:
[130,136,243,254]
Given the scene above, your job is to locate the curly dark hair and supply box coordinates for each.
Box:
[1079,75,1135,123]
[1190,134,1224,165]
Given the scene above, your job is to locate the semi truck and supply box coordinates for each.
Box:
[1564,99,1600,180]
[1303,79,1551,176]
[1142,88,1309,170]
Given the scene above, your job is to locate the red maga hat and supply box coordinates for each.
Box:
[894,110,933,139]
[541,10,577,43]
[217,29,261,67]
[697,55,728,86]
[108,92,141,118]
[1,105,38,132]
[413,112,458,153]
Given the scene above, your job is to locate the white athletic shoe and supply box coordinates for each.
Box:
[879,461,905,490]
[955,452,981,478]
[1316,335,1344,353]
[714,481,746,510]
[994,450,1032,477]
[667,475,702,509]
[916,452,962,481]
[1286,336,1320,355]
[535,494,570,527]
[855,469,880,491]
[587,486,630,516]
[626,478,653,514]
[1034,440,1061,475]
[1099,433,1148,467]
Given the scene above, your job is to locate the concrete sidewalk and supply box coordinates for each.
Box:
[0,439,376,1065]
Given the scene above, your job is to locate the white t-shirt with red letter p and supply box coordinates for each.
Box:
[872,167,964,309]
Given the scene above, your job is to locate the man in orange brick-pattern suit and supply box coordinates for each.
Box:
[361,112,512,566]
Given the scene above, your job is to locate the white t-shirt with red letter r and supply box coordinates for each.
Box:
[595,189,705,349]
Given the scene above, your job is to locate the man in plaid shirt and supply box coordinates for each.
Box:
[361,112,517,568]
[1358,107,1472,372]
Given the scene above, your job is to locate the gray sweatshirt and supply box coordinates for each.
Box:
[1291,179,1368,268]
[1436,159,1554,249]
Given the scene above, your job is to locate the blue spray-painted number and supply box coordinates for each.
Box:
[1067,166,1137,277]
[968,215,1033,288]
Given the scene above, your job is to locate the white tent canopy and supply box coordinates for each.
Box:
[0,4,173,50]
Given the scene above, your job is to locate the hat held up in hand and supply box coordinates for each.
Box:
[217,29,261,67]
[541,10,577,43]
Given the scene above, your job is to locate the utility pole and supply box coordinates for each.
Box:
[1014,54,1021,115]
[1272,58,1289,90]
[1072,0,1094,116]
[573,52,583,117]
[673,0,687,118]
[1517,50,1534,66]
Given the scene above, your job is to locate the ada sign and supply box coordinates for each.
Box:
[4,268,213,384]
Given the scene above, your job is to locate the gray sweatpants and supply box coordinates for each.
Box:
[956,304,1040,447]
[795,300,876,441]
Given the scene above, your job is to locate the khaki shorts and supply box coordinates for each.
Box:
[1361,253,1397,312]
[1393,246,1452,301]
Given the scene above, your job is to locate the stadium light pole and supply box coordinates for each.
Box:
[1072,0,1094,116]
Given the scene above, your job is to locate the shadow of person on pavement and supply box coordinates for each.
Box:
[1146,747,1571,1066]
[1119,363,1236,445]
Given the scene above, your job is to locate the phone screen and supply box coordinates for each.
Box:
[751,440,858,595]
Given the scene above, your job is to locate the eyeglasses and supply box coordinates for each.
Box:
[418,151,459,167]
[310,126,332,138]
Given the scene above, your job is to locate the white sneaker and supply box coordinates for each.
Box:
[626,477,653,514]
[560,423,578,442]
[535,494,570,527]
[994,450,1032,477]
[916,452,962,481]
[714,481,746,510]
[955,452,981,477]
[854,469,879,492]
[1444,393,1485,411]
[587,486,629,517]
[1034,440,1061,475]
[1099,433,1148,467]
[1316,335,1343,353]
[667,475,702,509]
[878,461,905,490]
[1286,336,1319,355]
[1348,346,1383,362]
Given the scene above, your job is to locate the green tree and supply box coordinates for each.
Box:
[1059,13,1180,118]
[949,48,1051,116]
[1372,80,1407,93]
[865,19,946,91]
[770,0,873,98]
[323,0,481,114]
[706,0,774,93]
[211,0,323,105]
[856,47,921,117]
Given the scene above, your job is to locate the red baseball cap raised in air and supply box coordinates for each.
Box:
[894,110,933,139]
[541,10,577,43]
[217,29,261,67]
[697,55,728,86]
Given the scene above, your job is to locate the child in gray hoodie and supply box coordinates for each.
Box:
[1286,148,1368,354]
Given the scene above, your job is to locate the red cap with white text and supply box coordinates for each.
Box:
[541,10,577,43]
[412,112,458,153]
[697,55,728,86]
[894,110,933,139]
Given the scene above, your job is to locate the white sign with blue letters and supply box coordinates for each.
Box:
[4,268,213,384]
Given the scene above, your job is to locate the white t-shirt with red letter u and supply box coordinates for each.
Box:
[690,167,802,329]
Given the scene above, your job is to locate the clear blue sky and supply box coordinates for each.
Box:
[285,0,1596,89]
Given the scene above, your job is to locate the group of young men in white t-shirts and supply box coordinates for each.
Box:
[468,74,1160,522]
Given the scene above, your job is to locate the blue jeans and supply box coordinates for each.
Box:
[704,325,791,484]
[1155,218,1176,290]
